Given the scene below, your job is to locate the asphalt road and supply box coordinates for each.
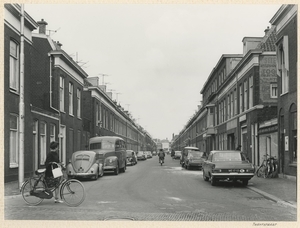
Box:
[4,155,297,222]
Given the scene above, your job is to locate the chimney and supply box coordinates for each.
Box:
[264,26,270,35]
[56,41,63,50]
[37,19,48,34]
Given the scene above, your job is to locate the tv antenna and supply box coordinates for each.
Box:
[47,27,60,37]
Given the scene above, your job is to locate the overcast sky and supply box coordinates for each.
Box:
[24,3,282,140]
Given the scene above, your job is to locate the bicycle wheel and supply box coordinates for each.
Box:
[256,166,263,177]
[21,179,45,206]
[60,179,85,207]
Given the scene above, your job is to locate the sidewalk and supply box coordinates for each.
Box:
[247,174,297,209]
[4,174,297,209]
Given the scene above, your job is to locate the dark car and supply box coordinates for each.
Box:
[180,146,206,170]
[202,150,255,186]
[173,151,181,159]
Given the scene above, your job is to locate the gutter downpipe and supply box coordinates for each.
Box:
[49,54,61,159]
[18,4,25,189]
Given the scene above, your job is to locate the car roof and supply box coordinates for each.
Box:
[184,147,199,150]
[89,136,125,143]
[210,150,240,153]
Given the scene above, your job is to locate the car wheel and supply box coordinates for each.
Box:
[242,179,249,186]
[114,165,119,175]
[203,171,209,181]
[210,176,217,186]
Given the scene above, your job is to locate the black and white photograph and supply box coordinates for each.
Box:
[3,1,298,227]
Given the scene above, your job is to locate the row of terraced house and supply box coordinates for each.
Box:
[171,5,297,177]
[4,4,156,183]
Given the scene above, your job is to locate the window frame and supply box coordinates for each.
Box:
[10,114,19,168]
[270,83,278,98]
[9,40,20,92]
[60,77,65,112]
[69,82,74,115]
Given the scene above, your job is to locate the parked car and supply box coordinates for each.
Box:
[184,150,207,170]
[143,151,149,159]
[89,136,127,175]
[173,151,181,159]
[180,146,206,170]
[202,150,255,186]
[146,151,152,158]
[152,151,157,156]
[67,150,104,180]
[137,151,147,160]
[126,150,137,166]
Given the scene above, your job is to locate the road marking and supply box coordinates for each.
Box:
[167,197,183,201]
[98,201,116,204]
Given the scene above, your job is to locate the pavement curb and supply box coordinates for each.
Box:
[247,186,297,209]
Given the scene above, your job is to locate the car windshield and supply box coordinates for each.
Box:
[175,152,181,155]
[188,151,203,158]
[137,152,143,155]
[212,152,242,162]
[90,140,115,150]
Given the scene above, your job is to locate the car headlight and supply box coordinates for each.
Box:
[90,168,94,173]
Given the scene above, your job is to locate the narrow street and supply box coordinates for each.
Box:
[5,155,296,221]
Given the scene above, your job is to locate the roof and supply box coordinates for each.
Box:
[256,26,277,52]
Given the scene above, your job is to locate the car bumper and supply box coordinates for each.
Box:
[104,165,117,172]
[211,173,254,180]
[68,173,95,178]
[187,162,203,167]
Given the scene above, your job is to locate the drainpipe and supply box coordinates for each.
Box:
[18,4,25,189]
[49,54,61,159]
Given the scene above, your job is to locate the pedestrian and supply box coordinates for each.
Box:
[45,141,63,203]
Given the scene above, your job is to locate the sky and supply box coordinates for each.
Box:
[23,2,282,140]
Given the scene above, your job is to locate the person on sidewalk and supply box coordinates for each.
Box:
[45,141,63,203]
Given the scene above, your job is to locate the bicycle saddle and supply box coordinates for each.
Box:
[35,168,46,175]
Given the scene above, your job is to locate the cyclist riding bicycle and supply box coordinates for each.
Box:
[158,149,165,164]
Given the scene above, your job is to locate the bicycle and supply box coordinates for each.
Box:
[159,157,164,166]
[256,154,269,178]
[256,154,278,178]
[20,162,86,207]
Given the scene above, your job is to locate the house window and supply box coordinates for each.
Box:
[77,130,81,150]
[290,104,297,163]
[10,114,19,167]
[77,88,81,118]
[270,84,278,98]
[244,80,248,110]
[60,77,65,111]
[277,36,289,94]
[234,88,237,115]
[239,84,243,113]
[249,76,253,108]
[40,122,47,165]
[50,124,55,143]
[10,40,19,91]
[69,83,73,115]
[230,92,234,117]
[227,94,230,119]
